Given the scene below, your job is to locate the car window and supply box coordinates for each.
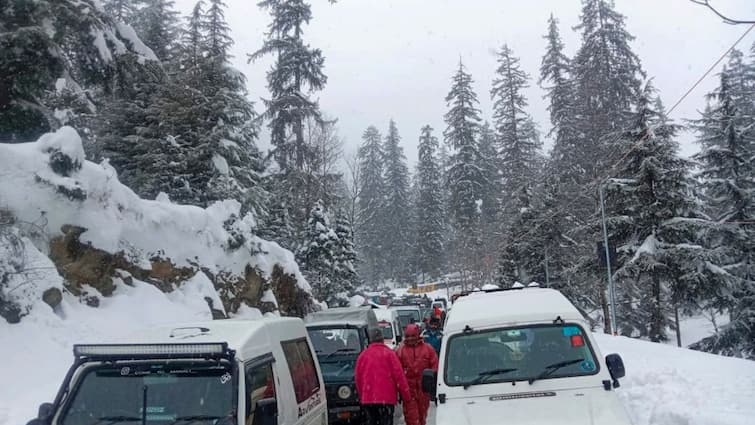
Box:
[281,338,321,404]
[445,324,598,387]
[245,361,276,425]
[307,328,362,355]
[378,321,394,339]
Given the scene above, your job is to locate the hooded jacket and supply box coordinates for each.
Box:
[355,342,412,405]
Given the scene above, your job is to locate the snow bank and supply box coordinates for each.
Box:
[596,333,755,425]
[0,127,309,290]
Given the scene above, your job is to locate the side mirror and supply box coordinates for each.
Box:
[26,402,54,425]
[421,369,437,397]
[252,398,278,425]
[605,353,625,388]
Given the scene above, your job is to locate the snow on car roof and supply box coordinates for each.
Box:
[304,306,379,330]
[445,288,585,333]
[122,317,303,360]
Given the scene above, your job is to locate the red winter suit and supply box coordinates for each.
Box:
[397,324,439,425]
[355,342,412,405]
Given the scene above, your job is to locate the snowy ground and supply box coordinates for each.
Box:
[2,282,752,425]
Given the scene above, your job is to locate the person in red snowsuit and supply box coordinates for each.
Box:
[397,324,439,425]
[356,328,412,425]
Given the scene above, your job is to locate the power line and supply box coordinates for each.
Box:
[667,23,755,116]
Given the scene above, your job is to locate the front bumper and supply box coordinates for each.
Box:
[328,405,361,424]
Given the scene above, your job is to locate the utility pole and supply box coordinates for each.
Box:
[599,184,618,336]
[544,246,551,288]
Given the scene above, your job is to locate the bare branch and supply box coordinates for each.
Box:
[690,0,755,24]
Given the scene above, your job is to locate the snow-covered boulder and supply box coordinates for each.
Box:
[0,127,314,323]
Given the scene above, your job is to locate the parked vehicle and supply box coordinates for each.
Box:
[422,287,632,425]
[305,307,378,424]
[373,307,402,349]
[26,318,327,425]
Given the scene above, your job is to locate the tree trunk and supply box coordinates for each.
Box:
[601,290,611,334]
[649,274,664,342]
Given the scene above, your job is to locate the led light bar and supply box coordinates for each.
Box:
[73,343,229,359]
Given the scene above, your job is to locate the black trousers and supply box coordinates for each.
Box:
[362,404,395,425]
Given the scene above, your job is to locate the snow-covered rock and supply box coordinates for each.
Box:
[0,126,314,322]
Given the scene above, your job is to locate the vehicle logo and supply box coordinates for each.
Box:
[489,391,556,401]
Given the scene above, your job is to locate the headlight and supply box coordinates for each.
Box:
[337,385,352,399]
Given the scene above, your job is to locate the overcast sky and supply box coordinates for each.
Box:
[174,0,755,167]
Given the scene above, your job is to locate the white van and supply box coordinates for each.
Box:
[26,318,327,425]
[373,308,402,349]
[422,288,633,425]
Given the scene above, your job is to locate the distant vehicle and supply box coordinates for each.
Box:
[27,318,326,425]
[423,287,632,425]
[389,304,423,330]
[433,298,448,310]
[374,307,402,349]
[305,307,378,424]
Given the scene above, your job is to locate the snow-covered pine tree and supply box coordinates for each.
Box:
[0,0,156,142]
[491,44,542,221]
[444,60,485,286]
[251,0,327,172]
[571,0,644,193]
[133,0,182,63]
[414,125,446,280]
[689,50,755,359]
[496,185,542,286]
[297,200,340,305]
[603,82,735,342]
[139,0,265,212]
[381,120,412,283]
[356,126,386,289]
[477,122,501,281]
[333,209,360,298]
[539,14,579,185]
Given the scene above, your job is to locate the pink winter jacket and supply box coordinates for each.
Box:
[355,342,412,405]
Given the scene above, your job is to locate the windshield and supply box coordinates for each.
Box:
[396,310,420,325]
[308,328,363,356]
[378,321,394,339]
[318,359,356,382]
[445,324,598,387]
[61,361,234,424]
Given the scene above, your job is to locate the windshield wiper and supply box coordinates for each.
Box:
[528,358,584,385]
[322,348,357,360]
[170,415,224,424]
[462,368,518,389]
[90,416,142,425]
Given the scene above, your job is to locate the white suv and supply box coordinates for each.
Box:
[422,287,633,425]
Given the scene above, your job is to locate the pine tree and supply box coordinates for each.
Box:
[381,120,412,283]
[414,125,446,280]
[603,82,735,342]
[539,14,579,184]
[251,0,327,172]
[297,200,340,304]
[491,44,542,219]
[477,122,500,281]
[356,126,386,288]
[133,0,182,63]
[0,0,156,142]
[689,50,755,359]
[497,186,542,286]
[444,60,484,284]
[333,209,359,297]
[571,0,644,187]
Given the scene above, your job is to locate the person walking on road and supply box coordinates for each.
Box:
[421,317,443,356]
[397,324,439,425]
[355,328,412,425]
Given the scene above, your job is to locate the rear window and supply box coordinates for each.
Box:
[281,338,321,403]
[378,321,394,339]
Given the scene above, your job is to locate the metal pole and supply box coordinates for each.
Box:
[544,246,550,288]
[599,185,618,336]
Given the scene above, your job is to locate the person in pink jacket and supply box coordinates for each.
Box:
[355,328,412,425]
